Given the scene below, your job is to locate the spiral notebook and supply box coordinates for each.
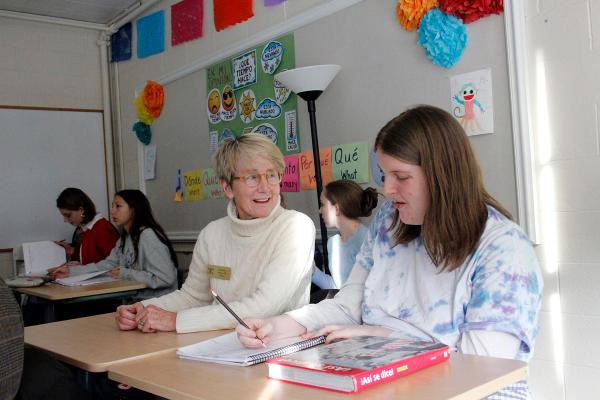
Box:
[176,332,326,366]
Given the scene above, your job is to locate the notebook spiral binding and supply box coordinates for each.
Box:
[248,335,327,365]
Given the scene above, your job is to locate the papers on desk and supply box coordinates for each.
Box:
[22,241,66,276]
[177,332,325,366]
[55,270,119,286]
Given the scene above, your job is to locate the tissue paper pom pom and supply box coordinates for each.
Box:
[143,80,164,118]
[396,0,439,31]
[418,8,467,68]
[135,95,155,125]
[132,121,152,145]
[439,0,503,24]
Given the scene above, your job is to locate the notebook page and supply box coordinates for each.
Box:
[22,241,66,275]
[177,332,306,365]
[55,270,112,286]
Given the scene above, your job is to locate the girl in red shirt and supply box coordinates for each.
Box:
[55,188,119,264]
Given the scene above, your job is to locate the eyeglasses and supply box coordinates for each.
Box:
[232,171,280,187]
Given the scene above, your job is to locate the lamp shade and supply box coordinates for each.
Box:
[275,65,341,99]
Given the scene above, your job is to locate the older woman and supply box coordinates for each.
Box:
[115,134,316,333]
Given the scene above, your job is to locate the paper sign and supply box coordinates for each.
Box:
[110,22,132,62]
[171,0,203,46]
[174,169,184,202]
[232,50,257,90]
[183,169,204,202]
[331,141,369,183]
[213,0,253,32]
[136,10,165,58]
[450,68,494,136]
[299,148,332,190]
[370,149,384,187]
[144,144,156,180]
[202,168,225,199]
[281,155,299,192]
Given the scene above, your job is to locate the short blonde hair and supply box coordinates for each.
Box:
[213,133,285,183]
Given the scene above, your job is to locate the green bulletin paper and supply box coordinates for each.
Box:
[331,141,370,183]
[205,34,299,155]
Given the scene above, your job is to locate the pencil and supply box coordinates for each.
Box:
[210,289,266,347]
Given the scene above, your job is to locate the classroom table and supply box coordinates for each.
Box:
[14,280,146,322]
[108,351,528,400]
[24,312,227,372]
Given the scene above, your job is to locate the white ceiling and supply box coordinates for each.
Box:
[0,0,141,25]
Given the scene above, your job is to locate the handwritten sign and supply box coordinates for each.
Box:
[299,148,332,190]
[232,50,257,90]
[183,169,204,202]
[281,155,299,192]
[202,168,225,199]
[331,141,369,183]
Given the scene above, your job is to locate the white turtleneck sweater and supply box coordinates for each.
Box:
[142,200,316,333]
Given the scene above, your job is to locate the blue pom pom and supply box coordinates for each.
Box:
[132,121,152,145]
[418,8,467,68]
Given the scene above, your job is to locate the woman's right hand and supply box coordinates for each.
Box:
[47,261,80,279]
[236,315,307,348]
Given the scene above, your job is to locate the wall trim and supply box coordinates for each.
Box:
[504,0,539,243]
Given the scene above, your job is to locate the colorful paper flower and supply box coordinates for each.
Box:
[418,8,467,68]
[142,80,165,118]
[135,95,155,125]
[132,121,152,145]
[439,0,503,24]
[396,0,439,31]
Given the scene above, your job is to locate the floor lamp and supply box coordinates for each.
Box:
[275,64,341,273]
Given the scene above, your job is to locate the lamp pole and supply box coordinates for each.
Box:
[306,98,329,272]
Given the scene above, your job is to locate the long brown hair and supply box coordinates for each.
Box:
[374,105,512,271]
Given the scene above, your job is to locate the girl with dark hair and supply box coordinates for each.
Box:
[55,187,118,264]
[238,106,543,400]
[312,180,379,290]
[49,190,177,300]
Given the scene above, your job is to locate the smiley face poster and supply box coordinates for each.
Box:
[205,33,299,155]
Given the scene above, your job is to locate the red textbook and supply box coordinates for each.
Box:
[267,335,450,393]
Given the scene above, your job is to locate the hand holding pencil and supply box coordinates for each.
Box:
[210,289,267,348]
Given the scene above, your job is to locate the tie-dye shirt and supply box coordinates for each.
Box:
[355,200,543,361]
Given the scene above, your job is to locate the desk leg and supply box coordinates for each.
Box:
[44,303,56,323]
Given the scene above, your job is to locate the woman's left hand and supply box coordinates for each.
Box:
[110,267,120,278]
[303,324,392,344]
[135,304,177,333]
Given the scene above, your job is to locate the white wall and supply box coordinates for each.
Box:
[0,17,103,108]
[524,1,600,399]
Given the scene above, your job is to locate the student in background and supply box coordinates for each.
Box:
[237,105,543,400]
[49,190,177,300]
[115,134,315,333]
[55,187,119,264]
[312,180,378,290]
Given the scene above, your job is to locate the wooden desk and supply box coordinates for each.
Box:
[108,351,528,400]
[25,313,227,373]
[14,280,146,301]
[15,280,146,322]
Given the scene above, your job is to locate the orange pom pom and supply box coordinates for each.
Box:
[396,0,439,31]
[142,80,164,118]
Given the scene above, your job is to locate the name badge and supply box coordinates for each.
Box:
[207,265,231,280]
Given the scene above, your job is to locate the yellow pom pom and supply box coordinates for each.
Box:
[135,95,155,125]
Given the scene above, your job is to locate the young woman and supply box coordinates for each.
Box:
[114,134,315,334]
[49,190,178,300]
[237,106,543,400]
[312,180,378,290]
[55,188,118,264]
